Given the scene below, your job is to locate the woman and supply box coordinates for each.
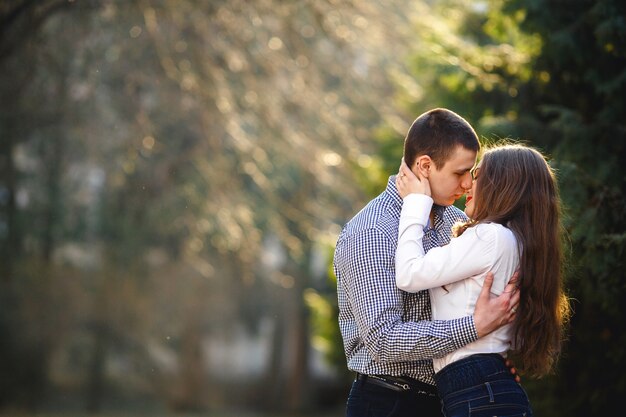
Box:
[395,144,570,417]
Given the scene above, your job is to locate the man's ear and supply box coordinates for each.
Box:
[416,155,432,178]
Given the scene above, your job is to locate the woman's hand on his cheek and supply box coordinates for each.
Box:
[396,159,431,198]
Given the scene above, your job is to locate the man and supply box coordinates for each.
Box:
[333,108,519,417]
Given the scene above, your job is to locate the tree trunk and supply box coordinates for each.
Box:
[263,286,287,410]
[285,267,311,413]
[85,321,108,412]
[0,128,17,283]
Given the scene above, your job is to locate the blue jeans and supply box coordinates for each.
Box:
[346,376,443,417]
[434,354,533,417]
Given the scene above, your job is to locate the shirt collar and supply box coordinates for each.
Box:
[430,204,446,231]
[385,175,404,210]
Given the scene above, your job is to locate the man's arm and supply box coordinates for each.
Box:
[335,228,478,362]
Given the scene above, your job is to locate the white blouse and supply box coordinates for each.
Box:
[396,194,519,372]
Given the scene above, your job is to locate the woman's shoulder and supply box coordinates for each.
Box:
[471,222,515,239]
[474,222,517,247]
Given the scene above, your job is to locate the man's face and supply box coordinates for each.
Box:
[425,146,476,206]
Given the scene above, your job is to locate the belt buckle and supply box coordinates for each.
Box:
[368,375,411,391]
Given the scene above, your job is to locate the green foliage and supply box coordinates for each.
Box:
[304,239,352,380]
[304,285,346,375]
[357,124,404,196]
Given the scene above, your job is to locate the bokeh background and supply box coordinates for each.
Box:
[1,0,624,416]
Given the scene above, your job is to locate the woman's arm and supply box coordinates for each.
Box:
[395,194,497,292]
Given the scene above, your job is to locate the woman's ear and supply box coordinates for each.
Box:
[416,155,432,178]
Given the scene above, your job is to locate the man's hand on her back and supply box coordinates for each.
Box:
[473,271,520,338]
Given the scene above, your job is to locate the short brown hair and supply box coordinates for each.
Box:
[403,108,480,168]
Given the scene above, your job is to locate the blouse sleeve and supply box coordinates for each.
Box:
[395,194,497,292]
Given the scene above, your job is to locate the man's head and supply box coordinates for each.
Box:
[403,108,480,206]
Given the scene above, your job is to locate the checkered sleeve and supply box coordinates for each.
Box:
[338,227,477,363]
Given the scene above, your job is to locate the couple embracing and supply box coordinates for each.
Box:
[333,108,570,417]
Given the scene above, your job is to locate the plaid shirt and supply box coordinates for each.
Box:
[333,176,478,385]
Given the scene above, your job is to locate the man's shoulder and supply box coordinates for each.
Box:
[339,193,399,240]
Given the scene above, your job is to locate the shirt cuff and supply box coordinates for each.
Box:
[449,315,478,350]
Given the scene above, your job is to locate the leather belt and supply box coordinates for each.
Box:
[356,373,437,397]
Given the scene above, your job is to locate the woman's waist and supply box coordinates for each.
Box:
[434,353,514,397]
[433,329,512,373]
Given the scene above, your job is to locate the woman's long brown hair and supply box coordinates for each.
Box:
[454,144,571,377]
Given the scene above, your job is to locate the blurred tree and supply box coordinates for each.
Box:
[0,0,422,413]
[0,0,82,61]
[0,0,99,410]
[87,0,415,411]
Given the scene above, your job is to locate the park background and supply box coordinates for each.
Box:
[1,0,624,416]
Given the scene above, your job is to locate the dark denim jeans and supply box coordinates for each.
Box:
[434,354,533,417]
[346,376,443,417]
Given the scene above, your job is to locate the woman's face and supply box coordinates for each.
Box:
[464,163,480,218]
